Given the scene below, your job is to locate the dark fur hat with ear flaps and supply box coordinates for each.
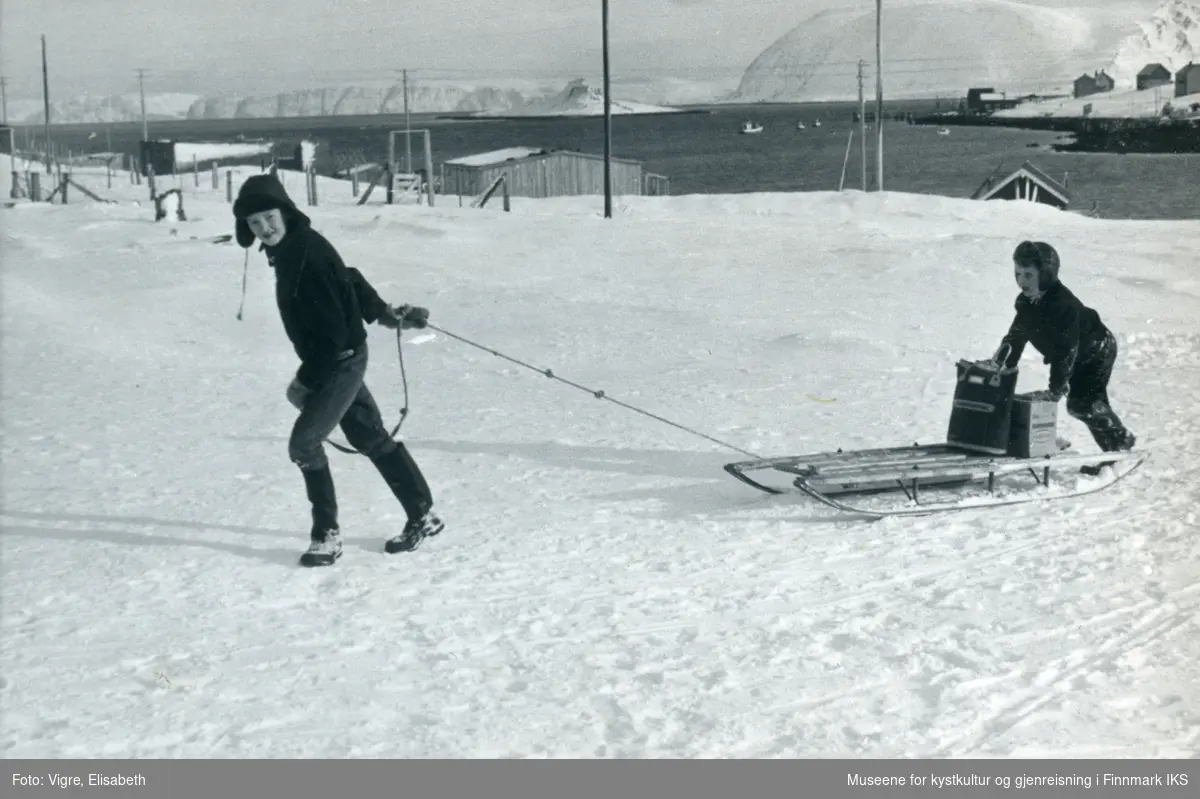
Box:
[231,173,312,248]
[1013,240,1061,291]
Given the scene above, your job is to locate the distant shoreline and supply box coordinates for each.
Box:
[911,113,1200,154]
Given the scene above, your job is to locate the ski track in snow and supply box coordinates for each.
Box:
[1,159,1198,759]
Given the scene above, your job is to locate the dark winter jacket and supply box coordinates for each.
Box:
[232,174,391,388]
[998,280,1109,395]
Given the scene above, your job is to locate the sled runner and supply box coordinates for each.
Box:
[722,355,1148,518]
[723,443,1147,518]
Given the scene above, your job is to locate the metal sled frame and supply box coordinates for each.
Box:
[724,443,1149,518]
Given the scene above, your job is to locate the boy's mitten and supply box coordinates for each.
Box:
[394,304,430,329]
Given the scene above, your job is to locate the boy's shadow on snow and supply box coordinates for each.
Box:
[0,510,339,569]
[224,434,831,523]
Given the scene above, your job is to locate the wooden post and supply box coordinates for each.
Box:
[351,171,359,197]
[309,166,318,206]
[30,171,41,201]
[858,60,867,191]
[193,155,198,187]
[875,0,884,191]
[386,167,393,204]
[107,162,112,190]
[423,130,434,207]
[212,162,218,189]
[839,128,854,191]
[148,163,156,201]
[226,170,232,202]
[60,173,68,203]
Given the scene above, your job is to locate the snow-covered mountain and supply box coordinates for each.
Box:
[731,0,1146,102]
[1105,0,1200,88]
[3,77,725,124]
[5,92,202,125]
[472,78,683,117]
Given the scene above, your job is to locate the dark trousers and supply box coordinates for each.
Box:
[288,346,396,470]
[1065,330,1135,452]
[287,344,434,530]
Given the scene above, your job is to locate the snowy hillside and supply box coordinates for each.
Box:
[732,0,1143,102]
[472,78,684,117]
[6,92,202,125]
[1105,0,1200,88]
[3,151,1198,758]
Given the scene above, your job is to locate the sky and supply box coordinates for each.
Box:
[0,0,1159,100]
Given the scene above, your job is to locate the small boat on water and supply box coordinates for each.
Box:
[937,127,951,136]
[740,121,763,134]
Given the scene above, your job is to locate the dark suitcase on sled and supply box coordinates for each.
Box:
[946,356,1019,455]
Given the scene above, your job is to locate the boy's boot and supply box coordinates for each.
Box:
[1080,429,1136,476]
[371,443,443,554]
[299,465,343,567]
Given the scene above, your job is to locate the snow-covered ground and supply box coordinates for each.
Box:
[996,87,1200,119]
[2,153,1198,758]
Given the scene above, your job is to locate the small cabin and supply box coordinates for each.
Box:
[1137,63,1172,91]
[440,146,668,199]
[970,161,1071,211]
[1176,62,1200,98]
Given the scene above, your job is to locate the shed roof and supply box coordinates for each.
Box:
[445,147,644,169]
[970,161,1070,205]
[1177,62,1200,76]
[1138,63,1170,76]
[444,147,546,167]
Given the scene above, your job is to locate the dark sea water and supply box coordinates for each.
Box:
[27,101,1200,221]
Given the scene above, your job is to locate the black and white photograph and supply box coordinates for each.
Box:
[1,0,1197,768]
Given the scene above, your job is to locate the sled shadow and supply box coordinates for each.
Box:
[223,434,836,523]
[226,434,731,480]
[1,524,298,568]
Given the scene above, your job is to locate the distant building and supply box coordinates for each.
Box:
[965,87,1021,114]
[440,147,669,199]
[1074,70,1115,98]
[970,161,1070,211]
[1176,62,1200,97]
[1136,63,1172,91]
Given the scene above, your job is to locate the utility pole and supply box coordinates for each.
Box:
[402,69,411,175]
[875,0,884,191]
[41,35,52,172]
[601,0,612,219]
[857,60,866,191]
[137,68,148,142]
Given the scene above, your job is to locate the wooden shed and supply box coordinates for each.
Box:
[440,146,666,200]
[1176,62,1200,98]
[970,161,1070,211]
[1137,63,1172,91]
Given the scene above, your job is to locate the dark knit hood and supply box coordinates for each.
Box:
[1013,240,1061,292]
[232,173,312,248]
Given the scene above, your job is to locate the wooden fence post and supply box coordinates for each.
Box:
[226,171,233,203]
